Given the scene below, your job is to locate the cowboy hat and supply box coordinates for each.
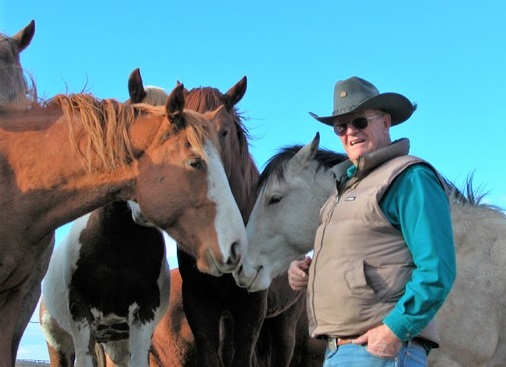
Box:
[309,76,416,126]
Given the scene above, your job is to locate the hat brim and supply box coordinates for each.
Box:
[310,93,415,126]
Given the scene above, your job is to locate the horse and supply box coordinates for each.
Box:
[234,133,506,366]
[144,76,264,367]
[147,77,326,367]
[38,68,174,367]
[0,83,247,367]
[0,20,35,106]
[1,22,54,367]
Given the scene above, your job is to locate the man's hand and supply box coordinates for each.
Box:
[287,256,312,291]
[353,324,402,358]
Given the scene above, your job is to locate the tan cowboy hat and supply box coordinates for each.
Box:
[309,76,416,126]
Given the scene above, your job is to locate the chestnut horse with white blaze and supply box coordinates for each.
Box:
[149,77,326,367]
[39,68,177,367]
[0,83,246,367]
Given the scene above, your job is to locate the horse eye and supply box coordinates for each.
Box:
[268,195,282,205]
[187,159,203,170]
[220,129,229,139]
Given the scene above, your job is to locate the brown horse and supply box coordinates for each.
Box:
[1,22,54,367]
[148,78,320,367]
[0,83,247,367]
[0,20,35,106]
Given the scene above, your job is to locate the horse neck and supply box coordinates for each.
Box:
[0,109,142,241]
[85,201,164,252]
[316,165,337,199]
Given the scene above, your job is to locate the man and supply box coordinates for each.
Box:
[288,76,456,366]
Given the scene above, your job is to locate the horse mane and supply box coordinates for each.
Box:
[257,145,348,196]
[185,86,258,192]
[46,93,217,172]
[444,174,505,216]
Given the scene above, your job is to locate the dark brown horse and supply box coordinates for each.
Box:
[0,83,247,367]
[178,77,267,367]
[0,20,35,106]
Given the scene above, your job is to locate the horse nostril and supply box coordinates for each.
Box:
[226,241,239,266]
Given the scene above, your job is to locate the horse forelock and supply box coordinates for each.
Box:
[186,87,224,112]
[181,109,221,160]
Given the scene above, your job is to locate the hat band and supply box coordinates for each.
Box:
[333,104,359,116]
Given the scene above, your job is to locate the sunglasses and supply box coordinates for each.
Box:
[333,114,384,136]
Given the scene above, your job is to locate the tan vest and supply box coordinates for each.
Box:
[307,151,440,344]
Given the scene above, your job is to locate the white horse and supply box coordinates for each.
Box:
[234,133,506,367]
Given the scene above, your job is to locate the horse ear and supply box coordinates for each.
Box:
[224,76,247,109]
[166,83,186,129]
[292,133,320,170]
[13,20,35,52]
[177,80,190,97]
[128,68,147,103]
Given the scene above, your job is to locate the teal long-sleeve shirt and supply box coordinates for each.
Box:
[348,163,456,341]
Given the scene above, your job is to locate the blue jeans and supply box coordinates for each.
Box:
[322,342,427,367]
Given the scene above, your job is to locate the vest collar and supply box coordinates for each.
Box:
[330,138,410,193]
[354,138,410,179]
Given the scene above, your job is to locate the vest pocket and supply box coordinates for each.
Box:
[344,260,376,299]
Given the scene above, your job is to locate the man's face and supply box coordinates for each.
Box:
[333,109,392,165]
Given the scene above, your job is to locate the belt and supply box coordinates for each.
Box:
[324,336,360,351]
[325,335,433,353]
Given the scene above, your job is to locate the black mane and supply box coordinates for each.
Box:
[257,145,348,195]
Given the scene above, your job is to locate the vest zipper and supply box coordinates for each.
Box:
[310,190,340,332]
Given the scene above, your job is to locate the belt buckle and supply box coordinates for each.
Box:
[327,337,337,351]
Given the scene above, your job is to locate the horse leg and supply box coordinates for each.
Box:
[0,233,54,367]
[228,290,268,367]
[0,286,27,367]
[181,281,222,367]
[102,340,129,367]
[39,297,76,367]
[67,301,98,367]
[149,268,196,367]
[289,300,325,367]
[258,299,302,367]
[13,234,54,356]
[128,319,157,367]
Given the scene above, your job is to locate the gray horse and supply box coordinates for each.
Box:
[234,133,506,367]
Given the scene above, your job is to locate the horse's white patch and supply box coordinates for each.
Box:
[204,140,247,270]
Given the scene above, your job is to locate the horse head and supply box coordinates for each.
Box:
[0,20,35,106]
[234,134,347,291]
[185,76,259,222]
[133,83,247,275]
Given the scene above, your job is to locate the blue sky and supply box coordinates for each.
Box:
[4,0,506,361]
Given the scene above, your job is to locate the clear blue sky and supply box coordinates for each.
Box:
[4,0,506,361]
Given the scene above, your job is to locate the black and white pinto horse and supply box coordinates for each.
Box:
[40,70,171,367]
